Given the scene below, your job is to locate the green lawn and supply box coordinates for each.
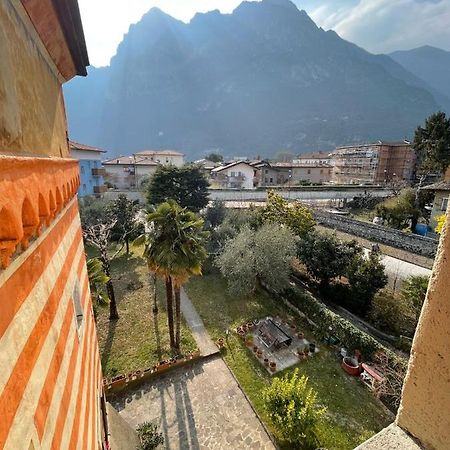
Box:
[186,274,393,450]
[95,248,197,378]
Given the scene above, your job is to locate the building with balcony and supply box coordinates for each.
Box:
[0,1,133,448]
[333,140,416,185]
[69,141,107,197]
[294,151,334,166]
[211,161,259,189]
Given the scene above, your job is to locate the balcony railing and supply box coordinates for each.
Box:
[92,168,106,176]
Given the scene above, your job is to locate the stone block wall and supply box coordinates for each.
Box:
[315,211,438,258]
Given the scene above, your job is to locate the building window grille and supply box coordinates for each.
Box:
[441,197,449,212]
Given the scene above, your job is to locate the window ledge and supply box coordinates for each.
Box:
[355,424,423,450]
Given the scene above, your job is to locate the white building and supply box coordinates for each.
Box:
[211,161,259,189]
[135,149,184,167]
[294,151,334,166]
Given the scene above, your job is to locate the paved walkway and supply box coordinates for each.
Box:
[180,288,218,357]
[110,357,276,450]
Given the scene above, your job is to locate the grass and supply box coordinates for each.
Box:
[94,247,197,378]
[186,273,393,450]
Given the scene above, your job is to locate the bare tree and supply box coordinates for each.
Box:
[84,221,123,320]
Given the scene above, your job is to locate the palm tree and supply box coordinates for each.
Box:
[86,257,110,319]
[137,201,208,351]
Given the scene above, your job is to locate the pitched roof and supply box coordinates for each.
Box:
[211,160,257,173]
[69,140,106,153]
[421,181,450,191]
[296,151,333,159]
[135,149,184,157]
[103,155,158,166]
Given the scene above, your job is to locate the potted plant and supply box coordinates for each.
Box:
[217,338,225,349]
[257,349,263,358]
[297,331,304,340]
[247,321,254,330]
[269,361,277,372]
[253,345,258,353]
[290,323,296,331]
[264,358,270,367]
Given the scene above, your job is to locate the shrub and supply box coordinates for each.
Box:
[401,275,430,322]
[263,369,326,447]
[136,422,164,450]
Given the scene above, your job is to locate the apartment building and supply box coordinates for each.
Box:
[333,140,415,185]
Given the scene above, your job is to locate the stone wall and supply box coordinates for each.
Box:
[315,211,438,258]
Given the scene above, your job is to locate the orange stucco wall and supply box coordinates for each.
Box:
[0,1,69,157]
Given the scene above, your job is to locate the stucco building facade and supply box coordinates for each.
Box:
[0,1,114,448]
[70,141,107,197]
[211,161,259,189]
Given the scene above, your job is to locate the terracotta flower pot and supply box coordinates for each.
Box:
[253,345,258,353]
[297,332,304,339]
[257,350,263,358]
[290,324,296,331]
[264,358,269,367]
[269,362,277,372]
[247,322,254,330]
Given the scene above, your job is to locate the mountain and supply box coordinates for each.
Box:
[390,46,450,103]
[64,0,441,159]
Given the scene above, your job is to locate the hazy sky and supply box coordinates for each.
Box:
[78,0,450,67]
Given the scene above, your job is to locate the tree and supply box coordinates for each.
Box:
[263,369,326,447]
[376,188,419,230]
[205,152,223,163]
[297,232,361,286]
[347,252,388,313]
[216,223,297,296]
[146,165,209,212]
[138,201,208,350]
[84,222,122,320]
[86,257,110,318]
[136,422,164,450]
[414,111,450,175]
[205,200,226,228]
[260,191,315,237]
[79,196,111,230]
[401,275,429,322]
[108,194,142,253]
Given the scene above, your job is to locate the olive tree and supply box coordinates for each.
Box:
[215,223,297,296]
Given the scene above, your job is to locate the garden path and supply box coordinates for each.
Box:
[180,287,219,357]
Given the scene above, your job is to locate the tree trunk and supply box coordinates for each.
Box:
[151,271,158,314]
[125,238,129,254]
[165,276,175,350]
[411,175,426,233]
[103,261,119,320]
[174,284,181,351]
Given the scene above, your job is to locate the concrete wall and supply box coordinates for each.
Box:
[396,206,450,449]
[315,211,438,258]
[0,1,69,158]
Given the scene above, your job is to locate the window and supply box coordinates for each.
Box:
[231,171,236,177]
[265,177,268,183]
[72,282,83,333]
[270,177,273,183]
[320,169,323,174]
[307,169,311,174]
[80,166,85,174]
[82,183,86,192]
[265,169,269,174]
[166,158,169,163]
[441,197,449,211]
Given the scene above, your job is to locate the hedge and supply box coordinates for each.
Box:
[282,287,406,366]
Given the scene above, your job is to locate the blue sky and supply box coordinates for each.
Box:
[78,0,450,67]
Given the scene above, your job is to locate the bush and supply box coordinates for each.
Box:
[136,422,164,450]
[263,369,326,447]
[401,275,430,322]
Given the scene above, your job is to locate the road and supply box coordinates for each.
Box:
[363,249,432,289]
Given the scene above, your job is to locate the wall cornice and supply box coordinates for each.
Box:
[0,156,80,269]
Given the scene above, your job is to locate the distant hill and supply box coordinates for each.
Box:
[390,46,450,103]
[64,0,442,159]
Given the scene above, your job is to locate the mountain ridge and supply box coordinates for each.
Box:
[64,0,443,159]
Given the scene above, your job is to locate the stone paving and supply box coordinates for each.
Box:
[110,356,275,450]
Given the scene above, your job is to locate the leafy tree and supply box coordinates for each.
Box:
[79,197,111,229]
[138,201,208,350]
[84,222,122,320]
[263,369,326,448]
[205,200,226,228]
[260,191,315,237]
[206,152,223,163]
[136,422,164,450]
[401,275,429,322]
[86,257,110,318]
[414,111,450,175]
[297,232,361,286]
[347,252,388,313]
[216,223,297,296]
[146,165,209,212]
[376,188,419,230]
[108,194,142,253]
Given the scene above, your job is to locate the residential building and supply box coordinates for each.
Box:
[421,180,450,230]
[69,141,107,197]
[333,140,416,185]
[294,151,334,166]
[0,1,128,448]
[290,163,333,184]
[103,150,184,190]
[135,149,184,167]
[211,161,259,189]
[195,159,223,177]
